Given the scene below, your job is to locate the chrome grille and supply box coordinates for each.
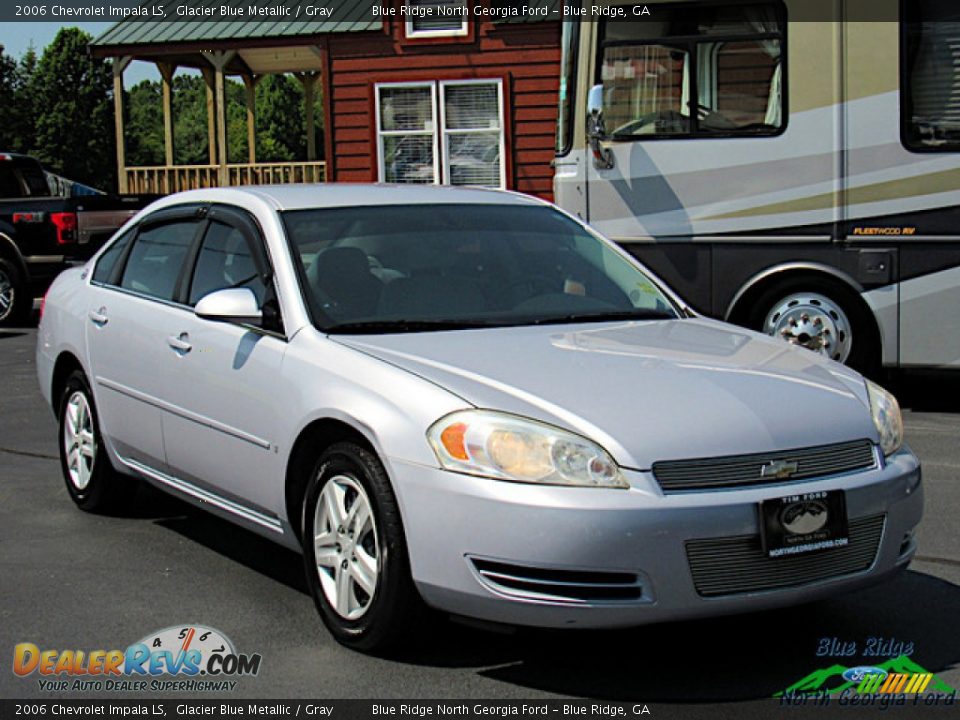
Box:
[653,440,876,492]
[686,514,885,597]
[470,558,643,604]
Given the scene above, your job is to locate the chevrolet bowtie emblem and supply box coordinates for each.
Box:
[760,459,799,479]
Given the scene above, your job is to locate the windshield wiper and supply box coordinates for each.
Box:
[524,309,677,326]
[325,319,502,335]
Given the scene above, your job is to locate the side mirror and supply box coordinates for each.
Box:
[586,84,614,170]
[195,287,262,325]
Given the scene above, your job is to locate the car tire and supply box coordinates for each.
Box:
[748,277,879,377]
[58,370,137,513]
[0,258,30,326]
[302,441,426,652]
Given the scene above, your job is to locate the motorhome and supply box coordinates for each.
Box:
[555,0,960,372]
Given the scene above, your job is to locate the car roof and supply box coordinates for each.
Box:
[155,183,547,212]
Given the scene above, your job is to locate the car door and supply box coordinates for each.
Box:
[84,207,206,470]
[158,207,288,525]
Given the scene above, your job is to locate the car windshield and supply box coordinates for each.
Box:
[281,203,680,333]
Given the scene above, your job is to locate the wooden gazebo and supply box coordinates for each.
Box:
[90,0,377,194]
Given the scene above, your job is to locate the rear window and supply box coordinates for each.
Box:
[17,161,51,196]
[0,164,23,198]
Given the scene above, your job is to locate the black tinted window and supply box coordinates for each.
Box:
[188,221,266,306]
[92,230,133,285]
[18,162,51,196]
[120,221,198,301]
[0,164,23,197]
[903,0,960,150]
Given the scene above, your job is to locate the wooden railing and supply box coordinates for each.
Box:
[125,161,326,194]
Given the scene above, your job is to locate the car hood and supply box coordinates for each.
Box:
[331,318,876,469]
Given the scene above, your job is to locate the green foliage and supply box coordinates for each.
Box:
[29,28,115,190]
[0,45,39,153]
[125,71,324,167]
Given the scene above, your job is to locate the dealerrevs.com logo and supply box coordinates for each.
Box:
[13,625,262,692]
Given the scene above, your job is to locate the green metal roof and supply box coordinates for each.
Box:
[91,0,381,48]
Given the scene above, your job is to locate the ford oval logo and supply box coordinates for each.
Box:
[780,500,829,535]
[843,666,888,683]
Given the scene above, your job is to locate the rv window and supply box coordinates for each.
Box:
[903,0,960,151]
[598,2,785,139]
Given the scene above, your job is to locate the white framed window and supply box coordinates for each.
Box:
[375,82,440,184]
[376,79,505,189]
[405,0,469,39]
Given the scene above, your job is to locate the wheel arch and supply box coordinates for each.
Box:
[284,417,382,546]
[50,351,85,415]
[725,262,865,323]
[0,230,28,278]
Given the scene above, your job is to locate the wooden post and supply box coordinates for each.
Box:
[201,67,217,167]
[242,74,261,165]
[112,56,132,194]
[157,62,177,168]
[202,51,236,186]
[297,71,319,163]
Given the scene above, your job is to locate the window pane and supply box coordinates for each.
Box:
[408,0,467,32]
[382,136,436,183]
[120,221,197,301]
[379,86,434,132]
[92,230,133,285]
[189,221,266,306]
[698,39,782,133]
[447,133,501,187]
[903,1,960,150]
[444,84,500,130]
[601,45,691,136]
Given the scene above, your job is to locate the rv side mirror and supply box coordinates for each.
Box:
[586,84,614,170]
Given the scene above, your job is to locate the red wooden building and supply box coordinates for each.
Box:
[91,0,562,201]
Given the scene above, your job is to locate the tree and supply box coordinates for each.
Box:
[0,47,18,149]
[126,80,164,166]
[30,28,115,190]
[0,44,38,152]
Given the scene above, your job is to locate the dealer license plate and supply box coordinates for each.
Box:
[760,489,849,558]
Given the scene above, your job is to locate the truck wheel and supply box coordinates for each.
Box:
[0,258,29,326]
[748,278,879,376]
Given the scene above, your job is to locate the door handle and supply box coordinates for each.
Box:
[88,308,108,327]
[167,333,192,355]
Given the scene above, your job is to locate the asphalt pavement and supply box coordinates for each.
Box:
[1,321,958,718]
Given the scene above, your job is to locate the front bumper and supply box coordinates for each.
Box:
[390,448,922,628]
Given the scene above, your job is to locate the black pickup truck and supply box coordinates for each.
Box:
[0,153,155,325]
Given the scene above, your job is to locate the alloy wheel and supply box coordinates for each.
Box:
[63,391,97,490]
[313,474,380,620]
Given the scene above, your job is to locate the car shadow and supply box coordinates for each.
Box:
[142,478,960,701]
[124,481,308,594]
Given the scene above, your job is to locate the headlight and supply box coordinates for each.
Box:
[866,380,903,456]
[427,410,628,488]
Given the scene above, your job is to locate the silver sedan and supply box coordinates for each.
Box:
[36,185,921,651]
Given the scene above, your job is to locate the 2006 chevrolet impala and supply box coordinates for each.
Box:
[37,185,922,650]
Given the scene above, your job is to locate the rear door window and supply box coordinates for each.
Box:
[92,230,134,285]
[119,221,200,301]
